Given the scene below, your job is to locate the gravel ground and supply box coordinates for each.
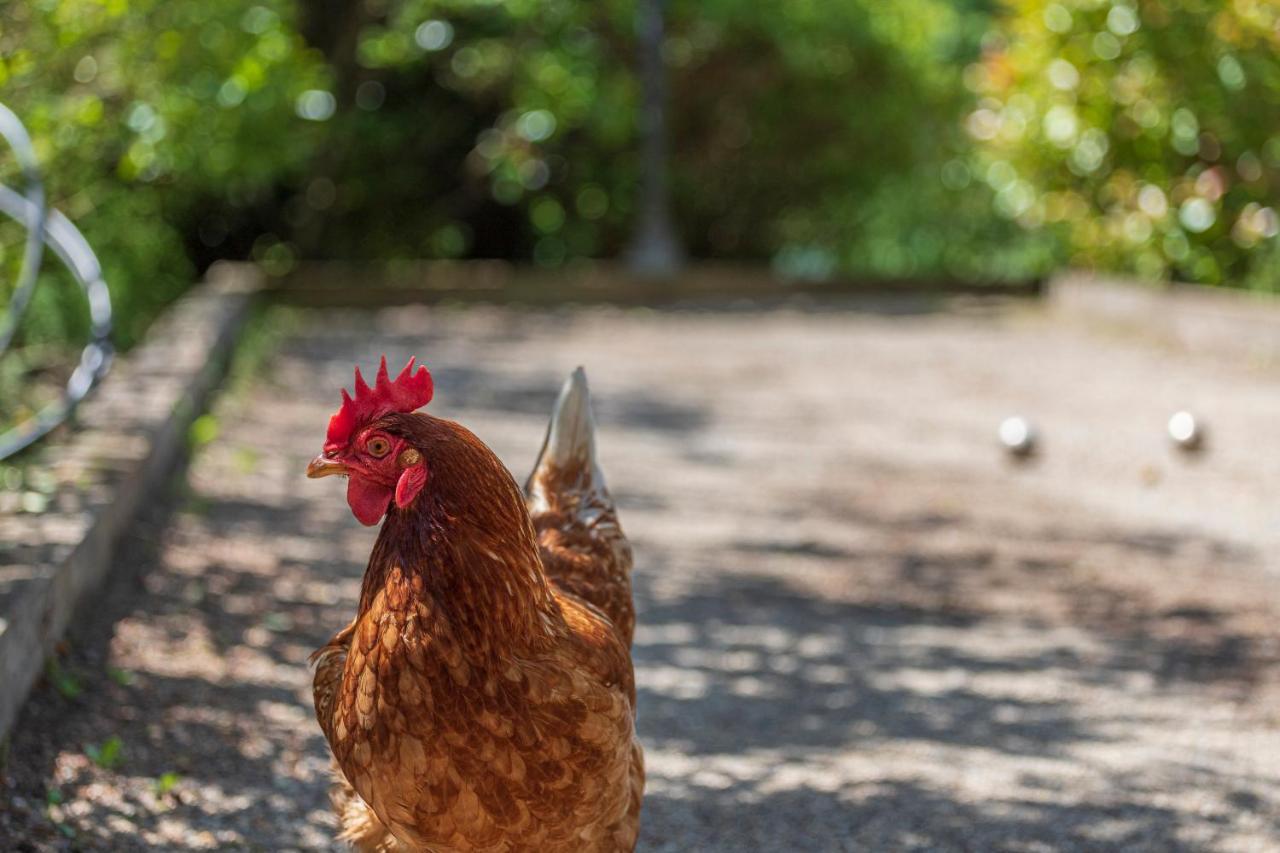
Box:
[3,298,1280,851]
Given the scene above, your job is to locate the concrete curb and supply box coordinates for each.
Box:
[275,260,1041,307]
[0,263,262,742]
[1048,270,1280,365]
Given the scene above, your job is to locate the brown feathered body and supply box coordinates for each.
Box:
[311,375,641,852]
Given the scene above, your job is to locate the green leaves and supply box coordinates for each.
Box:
[107,666,135,687]
[970,0,1280,286]
[152,771,181,797]
[45,658,82,700]
[84,735,124,770]
[2,0,328,349]
[188,413,221,449]
[8,0,1274,356]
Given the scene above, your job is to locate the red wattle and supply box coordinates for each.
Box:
[347,477,393,526]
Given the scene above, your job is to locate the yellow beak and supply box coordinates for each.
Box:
[307,454,348,479]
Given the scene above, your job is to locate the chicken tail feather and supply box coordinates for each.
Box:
[526,367,636,645]
[527,366,604,501]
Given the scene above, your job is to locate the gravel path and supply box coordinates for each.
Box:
[3,299,1280,851]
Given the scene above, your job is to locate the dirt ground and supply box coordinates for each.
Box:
[3,297,1280,851]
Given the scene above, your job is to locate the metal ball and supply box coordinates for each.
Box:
[1167,411,1206,453]
[998,416,1037,460]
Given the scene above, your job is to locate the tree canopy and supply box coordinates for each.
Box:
[1,0,1277,349]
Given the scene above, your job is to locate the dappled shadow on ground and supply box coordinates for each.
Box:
[0,494,343,851]
[285,315,712,438]
[635,572,1090,759]
[4,304,1280,851]
[629,516,1280,851]
[643,780,1205,853]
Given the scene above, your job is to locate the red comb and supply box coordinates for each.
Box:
[325,357,434,449]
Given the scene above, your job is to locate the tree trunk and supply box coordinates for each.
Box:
[627,0,682,277]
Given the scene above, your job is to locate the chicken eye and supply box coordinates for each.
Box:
[366,437,391,458]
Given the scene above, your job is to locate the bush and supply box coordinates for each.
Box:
[669,0,1053,280]
[0,0,328,348]
[26,0,1274,360]
[301,0,1046,280]
[967,0,1280,287]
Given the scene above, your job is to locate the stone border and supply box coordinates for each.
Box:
[0,263,262,741]
[1048,270,1280,365]
[276,260,1041,307]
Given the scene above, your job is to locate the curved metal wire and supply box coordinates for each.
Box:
[0,103,113,460]
[0,104,45,355]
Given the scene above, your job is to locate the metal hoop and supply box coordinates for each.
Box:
[0,103,113,460]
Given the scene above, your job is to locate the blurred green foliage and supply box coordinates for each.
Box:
[1,0,327,347]
[970,0,1280,287]
[1,0,1278,359]
[667,0,1054,280]
[292,0,1047,278]
[84,735,124,769]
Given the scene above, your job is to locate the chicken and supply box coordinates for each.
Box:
[306,358,643,852]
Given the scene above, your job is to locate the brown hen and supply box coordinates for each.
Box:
[307,361,642,852]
